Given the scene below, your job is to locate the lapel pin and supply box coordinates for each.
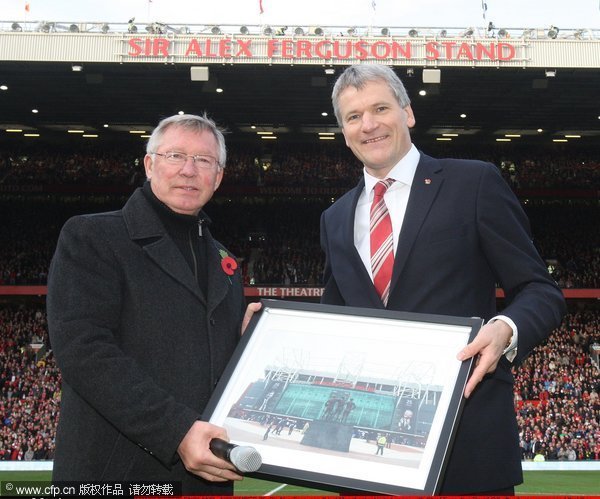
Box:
[424,178,432,184]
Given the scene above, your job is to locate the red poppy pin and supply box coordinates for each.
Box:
[219,249,238,276]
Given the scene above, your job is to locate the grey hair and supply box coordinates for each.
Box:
[331,65,411,127]
[146,113,227,169]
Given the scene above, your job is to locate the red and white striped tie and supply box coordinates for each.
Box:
[370,179,395,306]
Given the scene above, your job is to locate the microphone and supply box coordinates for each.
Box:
[209,438,262,473]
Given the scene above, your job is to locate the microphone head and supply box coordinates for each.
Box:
[229,445,262,473]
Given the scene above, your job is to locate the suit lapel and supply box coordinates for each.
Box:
[390,154,443,292]
[344,179,386,306]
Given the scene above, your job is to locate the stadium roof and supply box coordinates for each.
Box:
[1,59,600,151]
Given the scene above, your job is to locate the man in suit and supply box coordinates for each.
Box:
[320,64,566,494]
[47,113,259,494]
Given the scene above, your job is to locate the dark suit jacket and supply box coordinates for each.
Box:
[47,188,244,494]
[320,153,566,493]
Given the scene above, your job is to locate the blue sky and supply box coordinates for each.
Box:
[4,0,600,29]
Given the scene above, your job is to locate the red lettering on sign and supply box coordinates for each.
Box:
[355,41,368,60]
[128,38,144,56]
[372,41,390,60]
[333,41,352,59]
[185,39,201,56]
[425,41,440,60]
[296,40,312,58]
[219,39,232,58]
[153,38,170,57]
[267,39,278,57]
[456,42,474,59]
[390,41,411,59]
[281,39,294,58]
[315,40,331,59]
[235,39,252,57]
[498,42,516,60]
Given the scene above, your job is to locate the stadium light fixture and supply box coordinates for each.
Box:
[547,25,559,39]
[127,18,138,33]
[545,69,556,78]
[71,64,83,72]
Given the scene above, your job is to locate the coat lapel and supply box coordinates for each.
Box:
[390,154,443,292]
[122,189,206,304]
[204,232,232,315]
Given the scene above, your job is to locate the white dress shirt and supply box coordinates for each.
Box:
[352,144,518,360]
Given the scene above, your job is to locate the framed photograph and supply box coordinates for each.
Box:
[204,299,482,495]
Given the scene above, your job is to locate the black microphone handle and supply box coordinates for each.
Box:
[209,438,262,473]
[209,437,234,461]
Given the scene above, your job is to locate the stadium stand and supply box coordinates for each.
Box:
[0,147,598,463]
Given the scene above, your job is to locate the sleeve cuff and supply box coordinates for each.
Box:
[488,315,518,362]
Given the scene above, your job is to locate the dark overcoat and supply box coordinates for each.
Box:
[320,153,566,493]
[47,188,244,494]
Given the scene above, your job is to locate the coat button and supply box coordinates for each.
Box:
[210,317,216,326]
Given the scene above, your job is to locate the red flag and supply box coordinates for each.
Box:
[25,3,30,12]
[259,0,264,14]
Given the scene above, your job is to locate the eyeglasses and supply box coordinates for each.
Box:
[151,151,219,169]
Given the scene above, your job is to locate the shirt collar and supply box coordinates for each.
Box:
[363,144,420,196]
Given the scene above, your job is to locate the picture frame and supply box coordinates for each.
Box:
[204,299,482,495]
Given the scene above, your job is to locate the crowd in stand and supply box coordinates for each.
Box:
[2,146,599,190]
[514,308,600,461]
[2,197,597,288]
[0,302,597,461]
[0,304,58,461]
[0,145,598,461]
